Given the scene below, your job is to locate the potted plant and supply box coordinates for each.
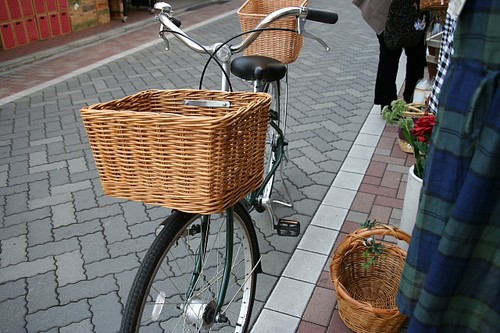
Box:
[382,100,436,179]
[382,100,436,247]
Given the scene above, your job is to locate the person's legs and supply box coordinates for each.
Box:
[122,0,128,22]
[375,32,403,108]
[403,33,427,102]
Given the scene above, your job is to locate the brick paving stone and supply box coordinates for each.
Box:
[26,217,54,246]
[9,172,49,189]
[326,311,354,333]
[108,235,155,258]
[89,292,122,333]
[75,204,122,223]
[28,178,51,200]
[0,223,27,242]
[59,318,94,333]
[297,321,327,333]
[374,195,404,210]
[28,238,79,261]
[302,286,337,326]
[0,256,55,284]
[360,183,398,197]
[51,202,77,228]
[0,279,27,303]
[85,253,139,280]
[29,150,48,167]
[48,167,71,187]
[101,215,131,244]
[67,157,88,174]
[73,188,98,212]
[0,296,28,333]
[26,299,91,333]
[55,251,87,287]
[114,269,136,306]
[58,275,118,305]
[366,160,387,178]
[381,170,405,189]
[369,205,393,223]
[28,192,72,210]
[0,233,27,267]
[53,219,101,241]
[363,175,382,186]
[120,201,149,226]
[26,271,58,313]
[350,192,376,214]
[79,232,110,264]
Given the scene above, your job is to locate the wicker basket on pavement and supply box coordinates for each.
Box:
[330,225,411,333]
[238,0,308,64]
[80,89,271,214]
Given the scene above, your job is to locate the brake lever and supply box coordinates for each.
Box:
[303,31,330,51]
[298,16,330,52]
[160,30,170,51]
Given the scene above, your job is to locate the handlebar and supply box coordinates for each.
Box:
[154,2,338,56]
[306,8,338,24]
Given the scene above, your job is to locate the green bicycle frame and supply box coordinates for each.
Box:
[246,118,285,206]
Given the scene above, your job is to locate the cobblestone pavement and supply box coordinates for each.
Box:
[0,0,394,332]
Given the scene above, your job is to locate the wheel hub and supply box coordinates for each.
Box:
[184,297,216,328]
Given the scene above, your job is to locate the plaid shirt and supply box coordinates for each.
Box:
[397,0,500,332]
[428,13,456,114]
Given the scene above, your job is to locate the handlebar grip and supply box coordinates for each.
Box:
[171,16,181,27]
[306,9,338,24]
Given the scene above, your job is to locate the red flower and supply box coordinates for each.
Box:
[411,115,436,143]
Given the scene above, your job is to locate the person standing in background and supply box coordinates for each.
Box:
[353,0,427,109]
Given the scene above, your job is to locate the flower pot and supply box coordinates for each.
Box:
[398,165,423,251]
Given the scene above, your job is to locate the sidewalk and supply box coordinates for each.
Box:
[0,0,412,332]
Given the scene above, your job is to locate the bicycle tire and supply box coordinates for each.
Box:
[120,203,259,333]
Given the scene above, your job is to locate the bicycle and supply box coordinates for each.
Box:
[104,2,337,332]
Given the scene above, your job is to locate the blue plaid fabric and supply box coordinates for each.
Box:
[397,0,500,332]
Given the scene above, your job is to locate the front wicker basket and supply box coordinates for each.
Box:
[80,89,271,214]
[330,225,411,333]
[238,0,308,64]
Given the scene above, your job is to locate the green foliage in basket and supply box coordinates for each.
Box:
[360,220,387,269]
[381,99,409,124]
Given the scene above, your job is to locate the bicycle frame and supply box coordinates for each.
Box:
[150,3,335,327]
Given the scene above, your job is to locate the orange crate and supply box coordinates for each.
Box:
[25,17,39,42]
[0,22,16,50]
[13,20,28,46]
[49,12,61,36]
[36,14,51,39]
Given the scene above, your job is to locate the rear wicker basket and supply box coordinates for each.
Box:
[330,225,411,333]
[80,89,271,214]
[238,0,308,64]
[420,0,448,11]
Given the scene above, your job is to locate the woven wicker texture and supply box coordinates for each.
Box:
[80,89,271,214]
[420,0,448,11]
[399,102,428,154]
[238,0,308,64]
[403,102,427,118]
[330,225,411,333]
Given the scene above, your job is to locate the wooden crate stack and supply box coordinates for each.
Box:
[0,0,111,50]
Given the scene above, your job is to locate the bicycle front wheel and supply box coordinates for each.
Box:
[121,203,259,333]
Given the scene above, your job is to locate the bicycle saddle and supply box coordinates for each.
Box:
[231,55,287,83]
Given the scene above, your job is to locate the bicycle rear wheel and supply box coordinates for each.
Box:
[121,203,259,333]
